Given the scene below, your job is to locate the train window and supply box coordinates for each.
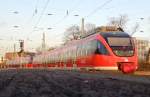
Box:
[82,44,87,56]
[77,46,80,57]
[72,47,77,60]
[77,44,81,57]
[107,37,134,56]
[96,41,109,55]
[44,55,47,64]
[48,54,51,63]
[64,50,67,62]
[107,37,131,46]
[59,52,62,62]
[68,49,71,59]
[81,40,96,56]
[86,42,92,55]
[63,51,66,62]
[91,40,97,54]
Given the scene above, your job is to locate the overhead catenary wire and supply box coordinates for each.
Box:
[14,0,40,33]
[23,0,39,40]
[28,0,114,48]
[34,0,51,28]
[27,0,82,40]
[72,0,113,28]
[45,0,83,41]
[29,0,39,22]
[45,0,113,39]
[35,0,39,14]
[23,0,39,25]
[50,0,113,36]
[85,0,113,18]
[51,0,82,27]
[26,0,51,40]
[31,0,39,18]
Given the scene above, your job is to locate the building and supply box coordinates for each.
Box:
[5,52,19,60]
[134,37,150,63]
[4,52,35,60]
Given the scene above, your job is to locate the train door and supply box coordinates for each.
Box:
[93,40,112,69]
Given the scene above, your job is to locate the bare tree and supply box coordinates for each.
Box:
[108,14,128,29]
[63,23,97,44]
[36,45,49,53]
[85,23,96,34]
[107,14,140,36]
[36,47,42,54]
[63,25,80,43]
[131,22,139,36]
[48,47,55,51]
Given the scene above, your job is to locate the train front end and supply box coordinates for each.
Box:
[99,31,138,73]
[107,36,138,73]
[91,26,138,73]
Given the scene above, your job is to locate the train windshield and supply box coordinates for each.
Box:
[107,37,134,56]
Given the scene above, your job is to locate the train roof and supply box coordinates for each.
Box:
[81,26,130,39]
[99,31,130,38]
[34,27,131,56]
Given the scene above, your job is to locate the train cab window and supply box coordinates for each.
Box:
[96,41,109,55]
[107,37,134,56]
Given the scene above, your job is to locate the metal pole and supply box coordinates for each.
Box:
[14,44,16,58]
[81,18,85,37]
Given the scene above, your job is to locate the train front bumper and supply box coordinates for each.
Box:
[118,62,137,73]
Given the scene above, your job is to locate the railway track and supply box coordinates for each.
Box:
[0,69,149,97]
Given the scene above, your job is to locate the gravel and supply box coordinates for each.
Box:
[0,69,149,97]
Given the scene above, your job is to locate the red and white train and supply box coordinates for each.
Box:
[5,26,138,73]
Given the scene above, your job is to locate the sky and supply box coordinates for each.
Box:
[0,0,150,56]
